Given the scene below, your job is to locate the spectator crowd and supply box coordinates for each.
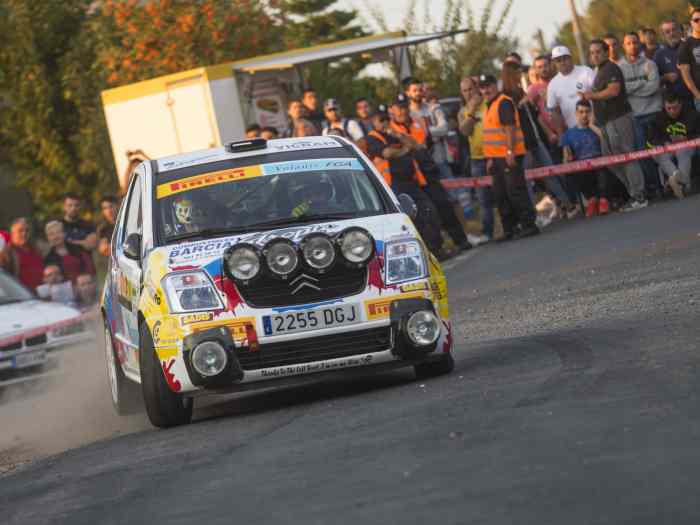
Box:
[245,12,699,255]
[0,193,118,311]
[3,12,700,294]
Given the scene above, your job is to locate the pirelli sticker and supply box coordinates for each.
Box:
[156,166,262,199]
[364,292,426,321]
[190,316,256,342]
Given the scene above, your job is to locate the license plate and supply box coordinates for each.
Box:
[13,350,47,369]
[262,303,360,336]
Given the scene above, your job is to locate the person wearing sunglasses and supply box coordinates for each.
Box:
[678,8,700,112]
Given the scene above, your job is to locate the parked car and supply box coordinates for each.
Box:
[102,136,454,428]
[0,269,92,379]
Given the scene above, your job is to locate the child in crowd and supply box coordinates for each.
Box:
[561,100,610,217]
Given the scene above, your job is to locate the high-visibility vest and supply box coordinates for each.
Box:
[367,130,427,187]
[482,94,527,158]
[390,120,428,147]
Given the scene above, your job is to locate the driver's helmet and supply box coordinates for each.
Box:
[174,196,194,226]
[170,194,210,233]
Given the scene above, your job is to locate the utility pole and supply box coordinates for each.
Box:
[567,0,586,64]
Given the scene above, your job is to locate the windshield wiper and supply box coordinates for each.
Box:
[252,213,357,230]
[166,227,254,244]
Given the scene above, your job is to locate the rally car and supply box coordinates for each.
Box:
[0,269,91,381]
[101,136,454,428]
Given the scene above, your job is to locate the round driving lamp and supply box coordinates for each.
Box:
[264,239,299,277]
[191,341,228,377]
[224,244,261,282]
[406,311,440,346]
[301,233,336,271]
[338,227,374,266]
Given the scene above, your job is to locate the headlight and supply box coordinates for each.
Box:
[301,233,336,271]
[385,239,427,285]
[264,239,299,277]
[162,271,224,313]
[406,310,440,346]
[338,227,374,265]
[224,243,261,282]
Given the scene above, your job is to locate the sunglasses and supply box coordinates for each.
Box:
[326,108,339,113]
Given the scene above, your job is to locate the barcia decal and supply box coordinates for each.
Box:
[180,312,214,326]
[261,158,362,175]
[156,165,262,199]
[364,292,426,320]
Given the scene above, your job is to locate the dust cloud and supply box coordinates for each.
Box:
[0,320,151,475]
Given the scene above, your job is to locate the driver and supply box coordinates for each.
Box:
[291,175,342,218]
[170,195,208,234]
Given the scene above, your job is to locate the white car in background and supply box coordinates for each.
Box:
[0,269,92,379]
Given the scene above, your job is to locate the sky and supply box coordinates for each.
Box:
[340,0,591,58]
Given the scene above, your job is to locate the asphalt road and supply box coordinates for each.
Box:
[1,196,699,524]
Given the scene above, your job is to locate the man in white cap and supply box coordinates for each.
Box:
[546,46,596,135]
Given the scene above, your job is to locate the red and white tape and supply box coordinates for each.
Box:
[441,137,700,189]
[0,310,97,349]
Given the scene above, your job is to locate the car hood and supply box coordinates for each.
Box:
[146,213,418,280]
[0,300,83,337]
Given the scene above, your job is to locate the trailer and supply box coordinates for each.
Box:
[101,30,467,191]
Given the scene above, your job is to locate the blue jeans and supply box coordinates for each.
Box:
[524,142,573,206]
[633,113,661,194]
[470,159,495,238]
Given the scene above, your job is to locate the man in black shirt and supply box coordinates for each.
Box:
[678,8,700,113]
[581,39,647,211]
[651,92,700,198]
[97,195,119,257]
[61,193,97,253]
[366,104,445,257]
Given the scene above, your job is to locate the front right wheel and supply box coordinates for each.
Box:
[139,322,193,428]
[414,353,455,380]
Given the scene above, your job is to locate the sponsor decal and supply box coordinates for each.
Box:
[267,138,340,151]
[259,354,374,378]
[161,358,182,392]
[159,152,223,171]
[152,318,180,346]
[400,282,429,293]
[261,158,362,175]
[364,291,426,320]
[156,165,262,199]
[189,316,256,342]
[180,312,214,326]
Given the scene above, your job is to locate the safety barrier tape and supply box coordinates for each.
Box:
[441,137,700,189]
[0,310,97,350]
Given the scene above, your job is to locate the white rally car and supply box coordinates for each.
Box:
[101,136,454,428]
[0,269,92,381]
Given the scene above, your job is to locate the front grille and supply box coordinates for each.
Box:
[237,326,391,371]
[236,265,367,308]
[25,334,47,347]
[0,341,22,353]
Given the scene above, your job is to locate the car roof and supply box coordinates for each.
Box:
[156,136,349,174]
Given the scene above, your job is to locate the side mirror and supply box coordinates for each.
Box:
[122,233,141,261]
[398,194,418,220]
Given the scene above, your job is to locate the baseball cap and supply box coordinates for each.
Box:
[323,98,340,111]
[391,93,409,107]
[551,46,572,60]
[477,74,497,87]
[374,103,389,117]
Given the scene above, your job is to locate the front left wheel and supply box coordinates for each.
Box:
[139,322,193,428]
[414,353,455,380]
[104,322,143,415]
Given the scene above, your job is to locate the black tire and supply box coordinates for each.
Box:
[103,321,143,415]
[414,353,455,380]
[139,322,193,428]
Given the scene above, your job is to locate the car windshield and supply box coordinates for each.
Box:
[156,156,388,243]
[0,271,34,304]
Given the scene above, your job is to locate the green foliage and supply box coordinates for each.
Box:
[365,0,518,97]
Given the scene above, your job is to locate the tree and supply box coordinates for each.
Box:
[364,0,518,97]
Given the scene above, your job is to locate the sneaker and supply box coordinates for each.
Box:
[513,225,540,240]
[467,233,490,247]
[585,197,598,218]
[620,198,649,212]
[535,214,552,229]
[668,172,685,199]
[566,204,582,220]
[598,197,610,215]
